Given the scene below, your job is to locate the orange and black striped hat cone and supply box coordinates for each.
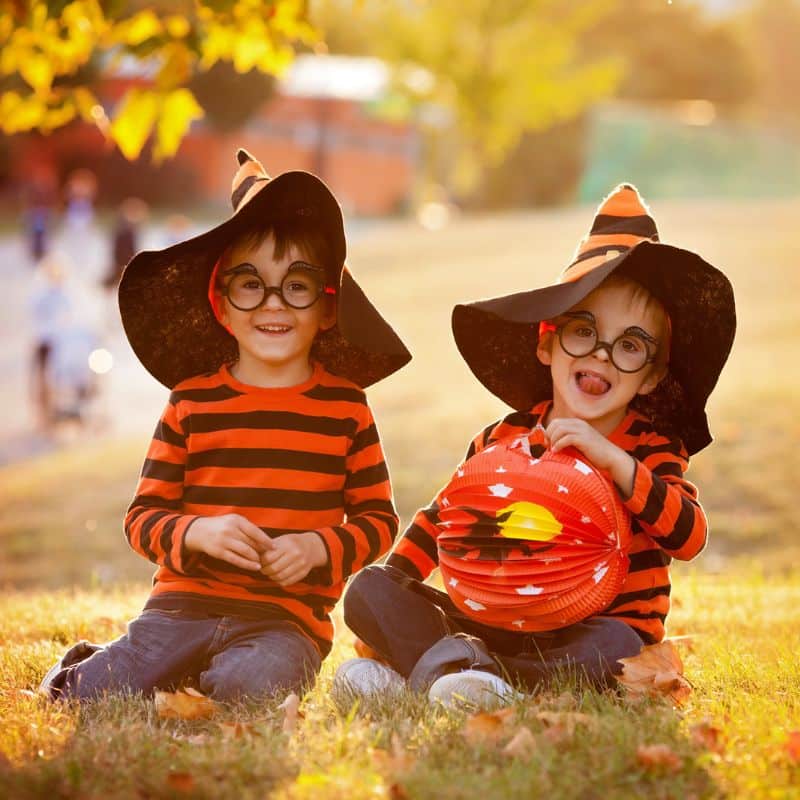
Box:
[451,183,736,454]
[119,149,411,390]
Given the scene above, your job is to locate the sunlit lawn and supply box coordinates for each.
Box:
[2,199,800,797]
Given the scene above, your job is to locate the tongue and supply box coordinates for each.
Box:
[577,373,609,395]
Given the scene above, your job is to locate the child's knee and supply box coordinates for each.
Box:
[200,636,321,702]
[588,617,644,677]
[343,565,389,629]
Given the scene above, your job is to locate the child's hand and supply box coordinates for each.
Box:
[260,532,328,587]
[545,417,636,496]
[184,514,272,571]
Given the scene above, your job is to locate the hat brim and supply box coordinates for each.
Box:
[452,241,736,454]
[119,171,411,389]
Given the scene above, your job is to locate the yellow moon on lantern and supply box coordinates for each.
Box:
[496,501,563,541]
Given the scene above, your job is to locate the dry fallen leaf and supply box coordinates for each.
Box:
[690,719,725,754]
[279,692,303,734]
[373,733,416,774]
[616,641,692,705]
[155,689,218,720]
[536,711,597,737]
[354,637,388,664]
[462,707,515,744]
[502,726,538,758]
[166,772,196,792]
[784,730,800,763]
[636,744,683,773]
[218,721,260,740]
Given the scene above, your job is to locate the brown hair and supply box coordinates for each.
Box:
[597,272,670,367]
[219,219,337,287]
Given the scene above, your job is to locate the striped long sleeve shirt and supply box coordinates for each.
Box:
[124,361,398,656]
[387,401,706,644]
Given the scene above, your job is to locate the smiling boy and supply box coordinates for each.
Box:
[40,149,411,702]
[336,184,736,706]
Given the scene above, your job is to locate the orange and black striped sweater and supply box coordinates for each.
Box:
[124,361,398,656]
[386,401,707,644]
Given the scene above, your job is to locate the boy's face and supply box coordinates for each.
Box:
[218,233,335,382]
[536,283,667,434]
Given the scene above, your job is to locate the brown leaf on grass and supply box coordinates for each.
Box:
[373,734,416,775]
[389,783,410,800]
[218,721,260,740]
[166,772,195,792]
[784,730,800,763]
[689,719,725,754]
[172,731,210,745]
[462,707,515,744]
[155,689,219,720]
[278,692,303,734]
[502,726,538,758]
[536,711,598,738]
[616,641,692,705]
[636,744,683,773]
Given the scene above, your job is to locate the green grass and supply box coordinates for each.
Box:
[2,199,800,796]
[1,573,799,798]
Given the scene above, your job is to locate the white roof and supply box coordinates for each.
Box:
[280,54,390,101]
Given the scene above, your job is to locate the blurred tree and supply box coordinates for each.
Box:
[585,2,755,109]
[743,0,800,126]
[314,0,623,193]
[0,0,315,160]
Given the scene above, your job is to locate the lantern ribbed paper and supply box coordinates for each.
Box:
[437,435,632,632]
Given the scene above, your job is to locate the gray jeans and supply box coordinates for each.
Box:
[41,608,321,702]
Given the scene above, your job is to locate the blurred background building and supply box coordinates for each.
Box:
[2,0,800,216]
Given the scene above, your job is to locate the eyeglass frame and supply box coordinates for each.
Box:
[542,311,660,374]
[220,261,336,311]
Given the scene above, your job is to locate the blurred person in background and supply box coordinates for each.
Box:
[28,254,73,429]
[60,168,99,282]
[161,212,194,248]
[23,165,57,266]
[103,197,149,290]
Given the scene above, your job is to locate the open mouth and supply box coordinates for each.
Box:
[255,324,292,335]
[574,371,611,396]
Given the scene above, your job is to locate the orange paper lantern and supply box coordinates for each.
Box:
[437,435,631,632]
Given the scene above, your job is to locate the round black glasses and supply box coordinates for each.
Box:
[222,262,332,311]
[555,314,658,373]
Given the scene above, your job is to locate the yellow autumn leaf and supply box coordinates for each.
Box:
[153,88,204,162]
[72,87,99,121]
[116,9,163,46]
[233,31,269,73]
[110,88,160,160]
[19,53,53,94]
[199,22,234,69]
[41,100,77,131]
[0,91,45,133]
[154,688,218,720]
[257,42,294,75]
[156,42,193,90]
[165,15,191,39]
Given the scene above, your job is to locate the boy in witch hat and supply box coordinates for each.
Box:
[336,184,735,705]
[40,149,411,702]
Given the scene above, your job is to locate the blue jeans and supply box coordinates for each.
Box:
[41,609,322,702]
[343,565,644,691]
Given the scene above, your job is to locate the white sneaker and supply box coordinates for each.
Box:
[333,657,405,697]
[428,670,523,708]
